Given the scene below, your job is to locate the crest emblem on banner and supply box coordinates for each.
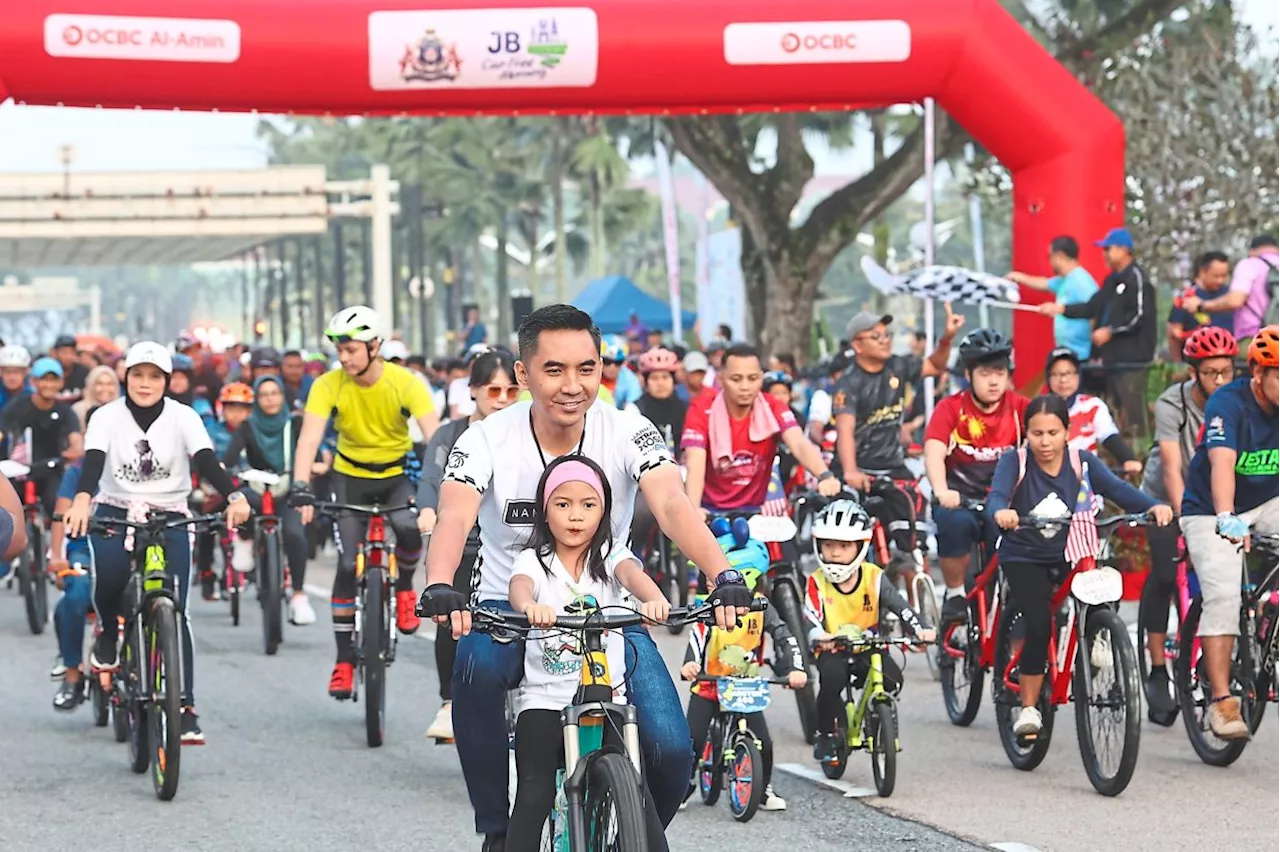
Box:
[400,28,461,83]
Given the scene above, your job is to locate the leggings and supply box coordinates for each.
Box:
[685,693,773,789]
[1002,560,1064,676]
[434,548,478,702]
[1140,522,1181,634]
[243,490,310,592]
[815,651,903,733]
[329,472,422,662]
[507,709,668,852]
[90,504,196,705]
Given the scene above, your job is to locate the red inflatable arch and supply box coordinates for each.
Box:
[0,0,1124,383]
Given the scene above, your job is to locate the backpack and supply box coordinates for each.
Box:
[1013,446,1084,494]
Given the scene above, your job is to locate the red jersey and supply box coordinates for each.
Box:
[924,390,1029,499]
[681,392,798,510]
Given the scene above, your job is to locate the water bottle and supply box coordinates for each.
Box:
[551,769,569,852]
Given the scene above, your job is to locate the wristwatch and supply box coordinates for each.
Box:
[817,470,836,483]
[226,491,247,504]
[714,569,745,587]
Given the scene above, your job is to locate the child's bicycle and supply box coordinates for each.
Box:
[469,600,764,852]
[815,627,922,797]
[692,674,791,823]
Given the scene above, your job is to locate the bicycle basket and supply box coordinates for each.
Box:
[716,677,772,713]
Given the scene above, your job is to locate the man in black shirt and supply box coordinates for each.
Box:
[50,334,90,403]
[1041,227,1156,434]
[2,357,83,515]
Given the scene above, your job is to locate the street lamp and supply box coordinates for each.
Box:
[58,144,76,198]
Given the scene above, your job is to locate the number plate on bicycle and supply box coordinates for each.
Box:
[1070,565,1123,605]
[716,677,772,713]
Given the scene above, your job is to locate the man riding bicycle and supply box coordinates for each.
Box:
[1178,324,1279,740]
[923,329,1028,622]
[290,306,440,699]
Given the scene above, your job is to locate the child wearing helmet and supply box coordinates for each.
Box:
[679,532,807,812]
[805,499,935,761]
[209,382,255,459]
[600,335,642,410]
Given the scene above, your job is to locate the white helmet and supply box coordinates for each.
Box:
[380,339,409,362]
[811,499,874,584]
[0,345,31,369]
[124,341,174,374]
[325,305,383,344]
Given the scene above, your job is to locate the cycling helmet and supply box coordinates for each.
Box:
[637,347,679,375]
[1044,346,1080,376]
[380,339,410,362]
[170,353,195,374]
[601,336,629,363]
[0,345,31,369]
[325,305,383,344]
[53,333,78,350]
[124,341,173,374]
[716,533,770,592]
[763,370,792,390]
[218,382,254,405]
[958,328,1013,370]
[1248,324,1279,368]
[1182,325,1238,363]
[810,499,874,584]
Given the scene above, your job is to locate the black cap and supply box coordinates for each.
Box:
[54,334,77,349]
[1045,346,1080,375]
[1250,234,1279,250]
[251,346,282,367]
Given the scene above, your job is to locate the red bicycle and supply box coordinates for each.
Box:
[938,499,1002,726]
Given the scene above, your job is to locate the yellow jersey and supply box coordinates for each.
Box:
[305,361,435,478]
[805,564,884,635]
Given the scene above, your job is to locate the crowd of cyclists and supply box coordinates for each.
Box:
[1,298,1276,849]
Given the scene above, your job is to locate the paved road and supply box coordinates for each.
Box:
[0,559,980,852]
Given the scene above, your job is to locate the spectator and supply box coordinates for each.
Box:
[280,349,314,410]
[1181,234,1278,343]
[645,328,664,352]
[444,357,473,420]
[909,331,928,359]
[1040,227,1156,434]
[1166,251,1232,360]
[625,311,648,342]
[1008,235,1100,360]
[460,304,488,351]
[680,350,715,406]
[716,323,733,344]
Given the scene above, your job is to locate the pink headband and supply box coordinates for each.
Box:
[542,459,605,512]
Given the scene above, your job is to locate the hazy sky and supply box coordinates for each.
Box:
[1,2,1275,176]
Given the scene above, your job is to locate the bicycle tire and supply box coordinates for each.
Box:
[23,523,48,635]
[148,599,184,801]
[124,619,150,774]
[773,579,820,744]
[259,530,284,656]
[820,705,850,780]
[227,564,240,627]
[584,751,649,852]
[90,674,109,727]
[941,605,985,726]
[363,566,387,748]
[727,729,765,822]
[1174,598,1248,766]
[868,700,897,797]
[697,721,722,806]
[1074,607,1141,797]
[914,573,942,681]
[111,674,129,743]
[994,606,1055,772]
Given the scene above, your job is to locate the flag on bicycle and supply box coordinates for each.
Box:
[762,458,788,517]
[1063,462,1100,565]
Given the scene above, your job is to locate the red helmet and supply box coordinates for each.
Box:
[1248,325,1279,368]
[1182,326,1238,363]
[638,347,679,375]
[218,382,254,405]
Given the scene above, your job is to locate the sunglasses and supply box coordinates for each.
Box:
[603,358,623,366]
[479,383,521,400]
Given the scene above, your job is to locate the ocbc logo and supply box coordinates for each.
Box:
[63,25,144,47]
[780,32,858,53]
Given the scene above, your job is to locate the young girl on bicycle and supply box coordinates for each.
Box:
[987,395,1173,738]
[506,454,670,852]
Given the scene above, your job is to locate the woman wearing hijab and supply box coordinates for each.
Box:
[222,375,327,626]
[72,364,121,426]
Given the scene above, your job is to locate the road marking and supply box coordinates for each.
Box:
[991,844,1047,852]
[303,582,436,643]
[775,762,877,798]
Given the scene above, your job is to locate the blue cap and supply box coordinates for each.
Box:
[31,357,63,379]
[1094,227,1134,250]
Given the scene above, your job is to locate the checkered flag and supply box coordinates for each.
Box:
[861,256,1024,307]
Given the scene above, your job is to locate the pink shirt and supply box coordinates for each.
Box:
[1230,251,1279,339]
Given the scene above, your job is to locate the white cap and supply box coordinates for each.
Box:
[380,339,410,362]
[0,345,31,369]
[124,341,174,374]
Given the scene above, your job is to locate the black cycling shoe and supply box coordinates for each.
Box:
[481,834,506,852]
[52,677,85,711]
[812,733,838,762]
[941,595,968,625]
[89,634,118,671]
[1146,668,1177,726]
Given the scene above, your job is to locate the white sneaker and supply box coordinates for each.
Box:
[49,655,66,680]
[759,785,786,811]
[426,702,454,740]
[232,537,255,573]
[1013,706,1043,737]
[289,593,317,626]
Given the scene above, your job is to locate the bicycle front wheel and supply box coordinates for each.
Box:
[1174,598,1248,766]
[124,619,150,773]
[868,701,898,797]
[727,730,765,822]
[773,579,819,744]
[941,603,984,726]
[362,567,387,748]
[148,598,184,801]
[994,607,1055,771]
[1073,607,1141,797]
[22,523,48,635]
[913,572,942,681]
[584,752,649,852]
[258,530,284,656]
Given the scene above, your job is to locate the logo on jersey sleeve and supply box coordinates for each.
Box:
[631,424,668,455]
[1236,449,1279,477]
[503,499,538,525]
[1205,415,1226,445]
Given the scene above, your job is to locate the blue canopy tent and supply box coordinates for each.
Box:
[571,275,696,335]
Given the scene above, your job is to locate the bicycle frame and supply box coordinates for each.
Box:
[837,646,893,749]
[1000,556,1097,707]
[942,548,1003,671]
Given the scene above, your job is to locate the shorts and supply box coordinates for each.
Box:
[933,504,999,561]
[1181,499,1278,637]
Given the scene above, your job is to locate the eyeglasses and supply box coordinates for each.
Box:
[482,384,521,400]
[1048,370,1078,380]
[856,332,891,343]
[1195,367,1234,382]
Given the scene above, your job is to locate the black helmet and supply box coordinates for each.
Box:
[957,328,1013,370]
[1044,346,1080,377]
[251,346,282,368]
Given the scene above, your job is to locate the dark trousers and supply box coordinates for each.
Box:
[1002,560,1063,676]
[686,693,773,789]
[1140,522,1181,634]
[815,650,903,734]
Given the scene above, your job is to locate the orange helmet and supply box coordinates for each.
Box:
[218,382,254,405]
[1247,325,1279,368]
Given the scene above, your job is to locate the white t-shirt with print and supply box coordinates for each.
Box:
[443,399,674,602]
[513,544,633,715]
[84,397,211,507]
[448,377,477,418]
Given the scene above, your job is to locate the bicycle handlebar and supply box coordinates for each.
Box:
[52,511,227,536]
[819,635,927,650]
[693,674,793,686]
[473,599,767,633]
[1012,512,1157,532]
[310,501,416,516]
[932,496,987,512]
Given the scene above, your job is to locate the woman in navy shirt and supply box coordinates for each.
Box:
[987,395,1174,738]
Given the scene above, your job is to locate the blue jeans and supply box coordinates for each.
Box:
[933,504,1000,564]
[452,600,693,836]
[54,572,93,669]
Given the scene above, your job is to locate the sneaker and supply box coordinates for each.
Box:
[52,676,85,711]
[481,835,506,852]
[329,662,355,699]
[426,702,454,740]
[289,593,317,626]
[1207,696,1250,740]
[812,733,838,762]
[1013,706,1042,738]
[396,589,422,635]
[759,784,786,811]
[89,635,118,672]
[1145,668,1177,725]
[180,707,206,745]
[941,595,968,625]
[49,654,66,680]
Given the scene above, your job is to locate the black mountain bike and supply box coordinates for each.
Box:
[240,469,288,656]
[65,510,224,801]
